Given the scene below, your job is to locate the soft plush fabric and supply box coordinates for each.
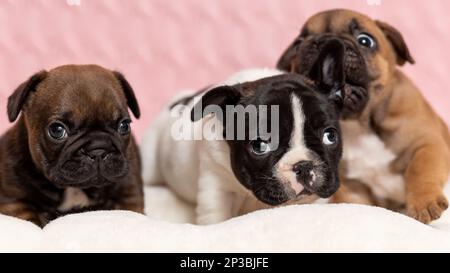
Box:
[1,184,449,252]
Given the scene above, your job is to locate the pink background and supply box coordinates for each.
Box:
[0,0,449,140]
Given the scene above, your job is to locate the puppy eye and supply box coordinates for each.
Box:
[250,139,271,155]
[48,122,68,140]
[322,127,338,146]
[118,119,131,135]
[357,33,376,49]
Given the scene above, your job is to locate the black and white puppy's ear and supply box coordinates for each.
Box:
[190,86,241,122]
[309,39,346,109]
[113,71,141,119]
[7,70,48,122]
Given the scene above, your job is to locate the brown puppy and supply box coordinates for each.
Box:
[0,65,144,227]
[277,9,450,223]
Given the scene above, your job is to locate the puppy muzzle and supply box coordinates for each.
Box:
[53,133,129,188]
[292,160,338,198]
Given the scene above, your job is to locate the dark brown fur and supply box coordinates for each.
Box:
[0,65,144,227]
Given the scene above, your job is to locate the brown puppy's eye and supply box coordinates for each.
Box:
[48,122,68,140]
[357,33,376,49]
[118,119,131,135]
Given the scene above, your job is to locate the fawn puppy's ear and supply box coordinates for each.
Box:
[376,20,415,66]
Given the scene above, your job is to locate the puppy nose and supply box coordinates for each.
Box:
[316,35,355,49]
[293,160,314,176]
[315,34,338,43]
[88,148,107,159]
[82,136,115,159]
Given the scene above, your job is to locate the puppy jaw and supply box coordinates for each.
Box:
[53,147,130,189]
[275,150,306,196]
[275,147,326,197]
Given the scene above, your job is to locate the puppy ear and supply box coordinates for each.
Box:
[190,86,241,122]
[113,71,141,119]
[310,39,346,91]
[7,70,47,122]
[309,39,345,108]
[376,20,415,66]
[276,36,303,72]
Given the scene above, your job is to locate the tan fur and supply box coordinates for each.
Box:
[285,9,450,223]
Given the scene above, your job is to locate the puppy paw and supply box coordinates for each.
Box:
[342,85,369,118]
[407,194,448,224]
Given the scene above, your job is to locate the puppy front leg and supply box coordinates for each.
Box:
[330,163,376,205]
[196,173,235,225]
[117,196,144,214]
[331,178,376,205]
[196,190,235,225]
[405,142,450,223]
[116,177,145,214]
[0,202,41,226]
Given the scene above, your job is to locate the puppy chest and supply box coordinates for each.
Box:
[341,121,405,203]
[58,187,91,211]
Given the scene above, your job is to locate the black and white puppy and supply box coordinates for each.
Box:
[142,40,346,224]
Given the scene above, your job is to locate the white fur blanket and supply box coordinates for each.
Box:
[1,184,450,252]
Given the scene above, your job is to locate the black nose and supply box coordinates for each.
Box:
[293,160,315,186]
[316,34,354,47]
[82,137,115,160]
[88,148,107,159]
[293,160,313,176]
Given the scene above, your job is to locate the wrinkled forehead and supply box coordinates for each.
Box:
[29,74,128,124]
[299,91,339,127]
[241,74,312,98]
[240,78,335,126]
[304,10,378,36]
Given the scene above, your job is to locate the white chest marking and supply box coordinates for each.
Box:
[342,121,405,203]
[58,187,90,211]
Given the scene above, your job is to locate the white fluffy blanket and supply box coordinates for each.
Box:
[1,184,450,252]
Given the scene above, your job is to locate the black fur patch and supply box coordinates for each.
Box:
[230,75,342,204]
[193,73,343,205]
